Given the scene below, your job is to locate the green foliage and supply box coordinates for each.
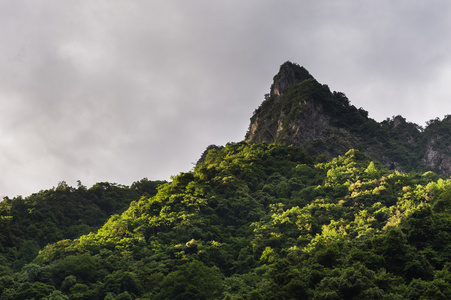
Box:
[154,260,223,300]
[0,179,165,270]
[2,142,451,299]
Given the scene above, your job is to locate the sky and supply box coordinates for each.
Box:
[1,1,451,197]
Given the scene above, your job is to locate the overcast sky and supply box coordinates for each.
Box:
[1,1,451,197]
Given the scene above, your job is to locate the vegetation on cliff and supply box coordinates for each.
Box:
[246,61,451,176]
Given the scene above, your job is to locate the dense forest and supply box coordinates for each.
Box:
[0,179,165,272]
[2,142,451,299]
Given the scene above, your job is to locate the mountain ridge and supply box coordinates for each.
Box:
[245,61,451,175]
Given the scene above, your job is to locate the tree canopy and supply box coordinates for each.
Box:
[1,142,451,298]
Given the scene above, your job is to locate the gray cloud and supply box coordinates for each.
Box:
[1,1,451,197]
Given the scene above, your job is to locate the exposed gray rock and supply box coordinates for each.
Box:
[271,65,296,97]
[245,61,451,175]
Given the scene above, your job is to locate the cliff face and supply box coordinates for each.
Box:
[246,62,368,159]
[245,61,451,175]
[421,116,451,174]
[270,62,312,98]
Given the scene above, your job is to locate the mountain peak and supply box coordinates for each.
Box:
[270,61,313,97]
[246,61,451,175]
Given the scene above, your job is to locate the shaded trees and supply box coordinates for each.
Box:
[2,143,451,298]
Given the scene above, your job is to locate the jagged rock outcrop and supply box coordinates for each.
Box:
[245,61,451,175]
[246,62,369,158]
[270,62,312,98]
[421,116,451,174]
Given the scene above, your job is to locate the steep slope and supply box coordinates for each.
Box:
[246,62,353,152]
[421,115,451,174]
[245,61,448,175]
[2,143,451,299]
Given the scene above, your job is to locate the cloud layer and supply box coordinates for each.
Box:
[1,1,451,197]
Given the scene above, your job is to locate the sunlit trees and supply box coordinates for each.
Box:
[2,143,451,298]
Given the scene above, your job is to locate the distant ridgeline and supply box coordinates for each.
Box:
[246,61,451,176]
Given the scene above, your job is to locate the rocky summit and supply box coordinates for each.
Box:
[246,61,451,175]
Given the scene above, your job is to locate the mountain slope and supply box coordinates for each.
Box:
[2,143,451,299]
[246,61,451,176]
[0,178,165,271]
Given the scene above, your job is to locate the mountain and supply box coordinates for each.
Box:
[2,62,451,299]
[246,61,451,176]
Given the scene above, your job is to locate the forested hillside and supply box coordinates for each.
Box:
[0,179,165,272]
[2,142,451,299]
